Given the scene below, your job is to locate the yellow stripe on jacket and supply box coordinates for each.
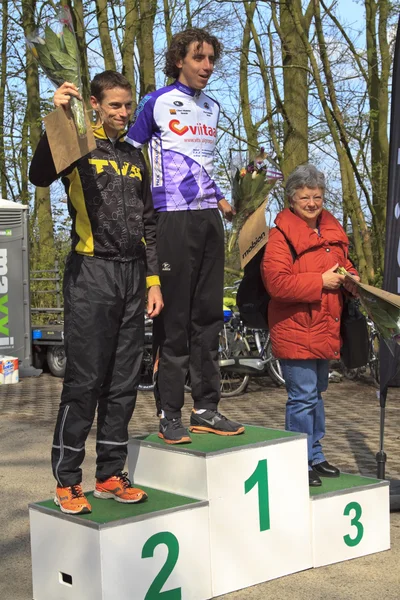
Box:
[66,169,94,255]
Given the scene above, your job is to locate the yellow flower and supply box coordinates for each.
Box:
[240,168,247,177]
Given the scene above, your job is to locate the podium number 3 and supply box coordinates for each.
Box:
[244,459,271,531]
[142,532,181,599]
[343,501,364,547]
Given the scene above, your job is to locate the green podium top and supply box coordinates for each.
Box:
[310,473,386,498]
[30,486,203,529]
[133,425,300,456]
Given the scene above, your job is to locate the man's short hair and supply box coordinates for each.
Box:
[164,28,222,79]
[90,71,132,102]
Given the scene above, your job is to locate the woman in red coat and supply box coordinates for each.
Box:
[262,164,359,487]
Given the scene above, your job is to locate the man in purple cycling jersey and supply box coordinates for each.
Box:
[126,28,244,444]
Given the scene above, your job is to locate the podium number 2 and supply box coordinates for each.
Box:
[343,501,364,547]
[142,532,181,599]
[244,459,270,531]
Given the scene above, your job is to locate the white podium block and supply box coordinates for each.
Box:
[128,426,313,596]
[30,487,212,600]
[310,474,390,567]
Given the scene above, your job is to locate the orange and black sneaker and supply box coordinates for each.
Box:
[189,409,245,436]
[54,484,92,515]
[94,472,148,504]
[158,416,192,444]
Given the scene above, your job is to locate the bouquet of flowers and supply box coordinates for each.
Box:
[26,6,86,136]
[338,268,400,352]
[228,148,283,252]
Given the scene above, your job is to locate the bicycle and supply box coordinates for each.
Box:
[184,308,251,398]
[138,308,251,397]
[249,328,285,386]
[342,318,380,384]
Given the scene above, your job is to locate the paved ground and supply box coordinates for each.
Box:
[1,373,400,599]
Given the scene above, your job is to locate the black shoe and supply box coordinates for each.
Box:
[309,469,322,487]
[189,409,245,436]
[158,417,192,444]
[313,461,340,477]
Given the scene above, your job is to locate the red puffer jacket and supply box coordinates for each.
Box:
[261,208,357,360]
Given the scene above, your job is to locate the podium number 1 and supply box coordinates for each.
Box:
[343,501,364,547]
[244,459,271,531]
[142,532,181,599]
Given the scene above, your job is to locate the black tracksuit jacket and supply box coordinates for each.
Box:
[29,125,159,287]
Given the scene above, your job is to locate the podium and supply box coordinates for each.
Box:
[310,473,390,567]
[128,426,312,596]
[29,488,212,600]
[29,425,391,600]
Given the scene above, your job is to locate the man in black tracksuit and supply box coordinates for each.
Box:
[29,72,163,514]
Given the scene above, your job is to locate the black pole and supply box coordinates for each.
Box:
[376,398,386,480]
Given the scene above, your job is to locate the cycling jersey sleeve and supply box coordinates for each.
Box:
[126,95,157,149]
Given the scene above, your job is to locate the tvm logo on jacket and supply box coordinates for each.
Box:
[88,159,142,180]
[0,249,14,348]
[168,120,217,138]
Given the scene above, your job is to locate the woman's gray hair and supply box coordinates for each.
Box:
[285,164,326,200]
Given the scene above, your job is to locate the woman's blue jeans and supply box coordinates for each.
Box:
[280,359,329,469]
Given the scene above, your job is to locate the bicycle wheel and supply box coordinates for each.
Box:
[342,364,361,380]
[219,333,250,397]
[263,337,285,386]
[184,354,249,398]
[138,331,154,391]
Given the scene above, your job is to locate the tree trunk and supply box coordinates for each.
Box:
[239,4,259,159]
[122,0,139,104]
[0,0,7,199]
[185,0,192,28]
[137,0,157,98]
[279,0,311,178]
[95,0,117,71]
[365,0,389,272]
[71,0,91,113]
[163,0,172,47]
[244,2,282,164]
[290,0,373,281]
[22,0,55,266]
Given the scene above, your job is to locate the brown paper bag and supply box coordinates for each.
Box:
[44,106,96,174]
[238,199,269,268]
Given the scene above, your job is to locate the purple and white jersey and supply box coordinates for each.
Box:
[126,81,224,212]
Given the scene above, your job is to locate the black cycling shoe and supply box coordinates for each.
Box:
[158,417,192,444]
[312,461,340,478]
[189,409,245,436]
[308,469,322,487]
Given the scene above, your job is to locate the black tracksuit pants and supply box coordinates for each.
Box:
[153,209,224,420]
[52,254,145,487]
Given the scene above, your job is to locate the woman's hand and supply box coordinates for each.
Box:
[53,82,81,109]
[322,263,345,290]
[343,275,360,297]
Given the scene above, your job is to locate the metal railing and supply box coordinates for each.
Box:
[30,260,63,321]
